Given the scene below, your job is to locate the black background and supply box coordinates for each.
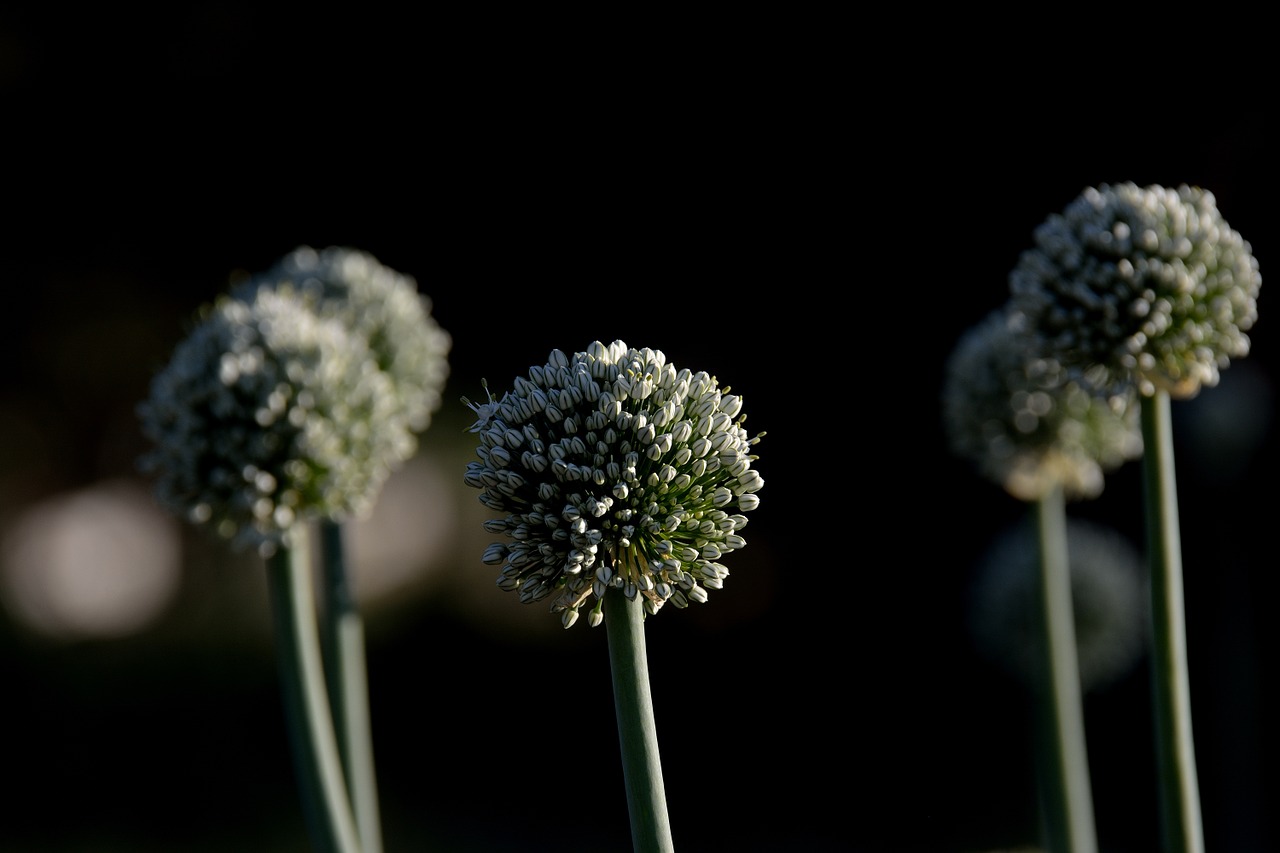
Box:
[1,9,1275,852]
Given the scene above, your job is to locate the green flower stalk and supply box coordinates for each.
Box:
[1009,183,1262,853]
[267,529,363,853]
[463,340,765,852]
[319,518,382,853]
[945,308,1142,853]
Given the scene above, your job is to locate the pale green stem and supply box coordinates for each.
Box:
[1032,484,1098,853]
[603,587,675,853]
[266,530,362,853]
[1141,389,1205,853]
[320,519,383,853]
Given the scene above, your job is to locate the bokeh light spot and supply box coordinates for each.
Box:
[0,479,182,640]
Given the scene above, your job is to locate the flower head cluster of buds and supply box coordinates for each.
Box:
[1009,182,1261,398]
[943,309,1142,501]
[463,341,765,628]
[138,248,450,557]
[236,245,452,435]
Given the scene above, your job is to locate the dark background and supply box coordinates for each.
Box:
[1,9,1275,852]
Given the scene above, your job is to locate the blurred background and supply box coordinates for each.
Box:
[1,9,1275,852]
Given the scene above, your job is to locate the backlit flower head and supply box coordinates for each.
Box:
[463,341,765,628]
[138,286,412,557]
[237,245,452,436]
[943,308,1142,501]
[1009,182,1261,398]
[969,518,1149,693]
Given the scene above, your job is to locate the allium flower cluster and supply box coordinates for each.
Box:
[236,245,452,435]
[138,285,418,557]
[464,341,765,628]
[943,309,1142,501]
[969,519,1149,693]
[1009,182,1261,398]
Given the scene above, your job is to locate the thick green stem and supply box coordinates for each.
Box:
[603,588,675,853]
[1033,485,1098,853]
[266,531,362,853]
[320,520,383,853]
[1141,389,1204,853]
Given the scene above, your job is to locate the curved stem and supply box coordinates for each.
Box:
[603,587,675,853]
[267,531,362,853]
[320,520,383,853]
[1141,389,1204,853]
[1033,485,1098,853]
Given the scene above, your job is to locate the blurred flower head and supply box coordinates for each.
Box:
[463,341,765,628]
[236,245,452,436]
[1008,182,1261,399]
[969,518,1149,693]
[943,308,1142,501]
[138,286,413,557]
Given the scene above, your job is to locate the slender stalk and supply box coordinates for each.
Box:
[1141,389,1205,853]
[1032,484,1098,853]
[320,520,383,853]
[266,530,362,853]
[603,587,675,853]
